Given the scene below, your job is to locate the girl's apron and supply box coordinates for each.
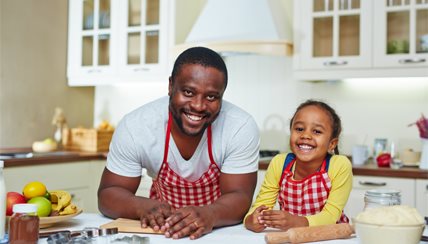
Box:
[277,153,349,223]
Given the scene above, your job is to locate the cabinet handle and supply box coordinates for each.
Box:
[359,181,387,187]
[323,61,348,66]
[398,58,426,64]
[133,67,150,72]
[87,69,102,73]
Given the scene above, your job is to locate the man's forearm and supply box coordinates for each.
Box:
[98,186,157,219]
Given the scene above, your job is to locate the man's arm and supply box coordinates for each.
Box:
[98,167,172,227]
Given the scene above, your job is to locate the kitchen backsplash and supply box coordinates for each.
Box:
[94,56,428,156]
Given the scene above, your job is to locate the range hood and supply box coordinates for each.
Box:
[175,0,293,57]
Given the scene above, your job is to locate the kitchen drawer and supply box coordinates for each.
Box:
[345,176,415,219]
[416,179,428,217]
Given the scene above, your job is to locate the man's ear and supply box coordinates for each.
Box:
[168,77,172,96]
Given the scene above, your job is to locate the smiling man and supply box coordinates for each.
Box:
[98,47,260,240]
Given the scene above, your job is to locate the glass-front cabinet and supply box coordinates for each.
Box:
[118,0,170,79]
[67,0,172,86]
[374,0,428,67]
[293,0,428,80]
[296,0,372,70]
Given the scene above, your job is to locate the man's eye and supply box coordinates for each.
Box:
[184,90,193,96]
[207,95,217,101]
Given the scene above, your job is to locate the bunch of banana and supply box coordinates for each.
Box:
[50,190,78,216]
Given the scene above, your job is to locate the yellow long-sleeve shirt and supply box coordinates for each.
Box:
[245,153,353,226]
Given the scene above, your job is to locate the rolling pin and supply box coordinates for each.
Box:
[265,223,354,244]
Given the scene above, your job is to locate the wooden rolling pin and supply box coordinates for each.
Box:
[265,223,354,244]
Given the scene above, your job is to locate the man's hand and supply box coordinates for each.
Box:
[244,205,269,232]
[139,201,174,232]
[258,209,308,231]
[163,206,214,240]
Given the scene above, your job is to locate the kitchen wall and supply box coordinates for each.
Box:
[0,0,94,148]
[93,0,428,156]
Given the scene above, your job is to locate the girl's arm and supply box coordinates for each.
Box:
[243,154,285,226]
[305,155,353,226]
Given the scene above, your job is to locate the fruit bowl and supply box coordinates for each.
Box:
[39,209,83,228]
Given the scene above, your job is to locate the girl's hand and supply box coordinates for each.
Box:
[244,205,269,232]
[259,210,308,231]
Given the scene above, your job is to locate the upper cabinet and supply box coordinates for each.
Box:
[67,0,174,86]
[293,0,428,81]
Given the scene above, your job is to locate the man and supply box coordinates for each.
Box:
[98,47,260,240]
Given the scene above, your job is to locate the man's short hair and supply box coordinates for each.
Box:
[171,47,228,88]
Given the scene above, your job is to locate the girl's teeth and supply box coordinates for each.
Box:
[299,144,313,150]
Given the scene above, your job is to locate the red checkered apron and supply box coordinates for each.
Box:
[149,114,221,209]
[277,153,349,223]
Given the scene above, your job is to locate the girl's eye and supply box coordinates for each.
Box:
[295,127,304,132]
[313,129,322,134]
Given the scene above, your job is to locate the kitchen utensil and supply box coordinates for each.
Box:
[264,223,354,244]
[99,218,164,234]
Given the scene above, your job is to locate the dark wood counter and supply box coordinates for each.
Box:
[0,148,107,167]
[259,159,428,179]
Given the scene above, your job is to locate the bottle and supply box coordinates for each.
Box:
[364,189,401,211]
[9,203,39,244]
[0,161,5,242]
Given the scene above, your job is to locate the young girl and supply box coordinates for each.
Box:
[245,100,352,232]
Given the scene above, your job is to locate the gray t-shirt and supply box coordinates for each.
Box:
[107,96,260,181]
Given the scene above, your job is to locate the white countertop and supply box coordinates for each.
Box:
[38,213,428,244]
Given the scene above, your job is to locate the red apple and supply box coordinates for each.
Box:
[6,192,27,216]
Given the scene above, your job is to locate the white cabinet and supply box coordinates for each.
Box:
[344,175,415,219]
[67,0,174,86]
[4,160,106,213]
[293,0,428,80]
[416,179,428,217]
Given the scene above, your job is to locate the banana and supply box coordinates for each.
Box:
[50,190,72,211]
[59,203,78,215]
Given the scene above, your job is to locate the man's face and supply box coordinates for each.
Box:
[168,64,226,137]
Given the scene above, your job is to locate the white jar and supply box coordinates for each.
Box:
[364,189,401,211]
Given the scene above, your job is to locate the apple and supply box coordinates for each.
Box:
[6,192,27,216]
[28,196,52,217]
[377,153,392,167]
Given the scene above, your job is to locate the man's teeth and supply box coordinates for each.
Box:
[299,144,313,150]
[186,113,202,121]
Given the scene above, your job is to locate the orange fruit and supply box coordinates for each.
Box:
[22,181,47,200]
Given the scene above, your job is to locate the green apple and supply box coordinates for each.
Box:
[28,196,52,217]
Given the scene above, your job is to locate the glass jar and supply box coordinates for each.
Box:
[364,189,401,210]
[9,203,39,244]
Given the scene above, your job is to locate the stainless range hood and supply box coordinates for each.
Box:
[175,0,293,57]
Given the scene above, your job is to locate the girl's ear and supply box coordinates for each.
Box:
[328,138,339,154]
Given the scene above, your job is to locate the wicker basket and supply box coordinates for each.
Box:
[62,128,113,152]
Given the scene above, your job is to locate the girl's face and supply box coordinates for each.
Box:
[290,105,338,165]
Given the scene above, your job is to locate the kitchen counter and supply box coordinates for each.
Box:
[0,148,106,167]
[37,213,428,244]
[39,213,358,244]
[259,158,428,179]
[2,148,427,179]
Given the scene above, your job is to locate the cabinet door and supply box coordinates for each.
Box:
[117,0,171,82]
[345,176,415,219]
[373,0,428,68]
[68,0,120,86]
[297,0,372,70]
[416,179,428,217]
